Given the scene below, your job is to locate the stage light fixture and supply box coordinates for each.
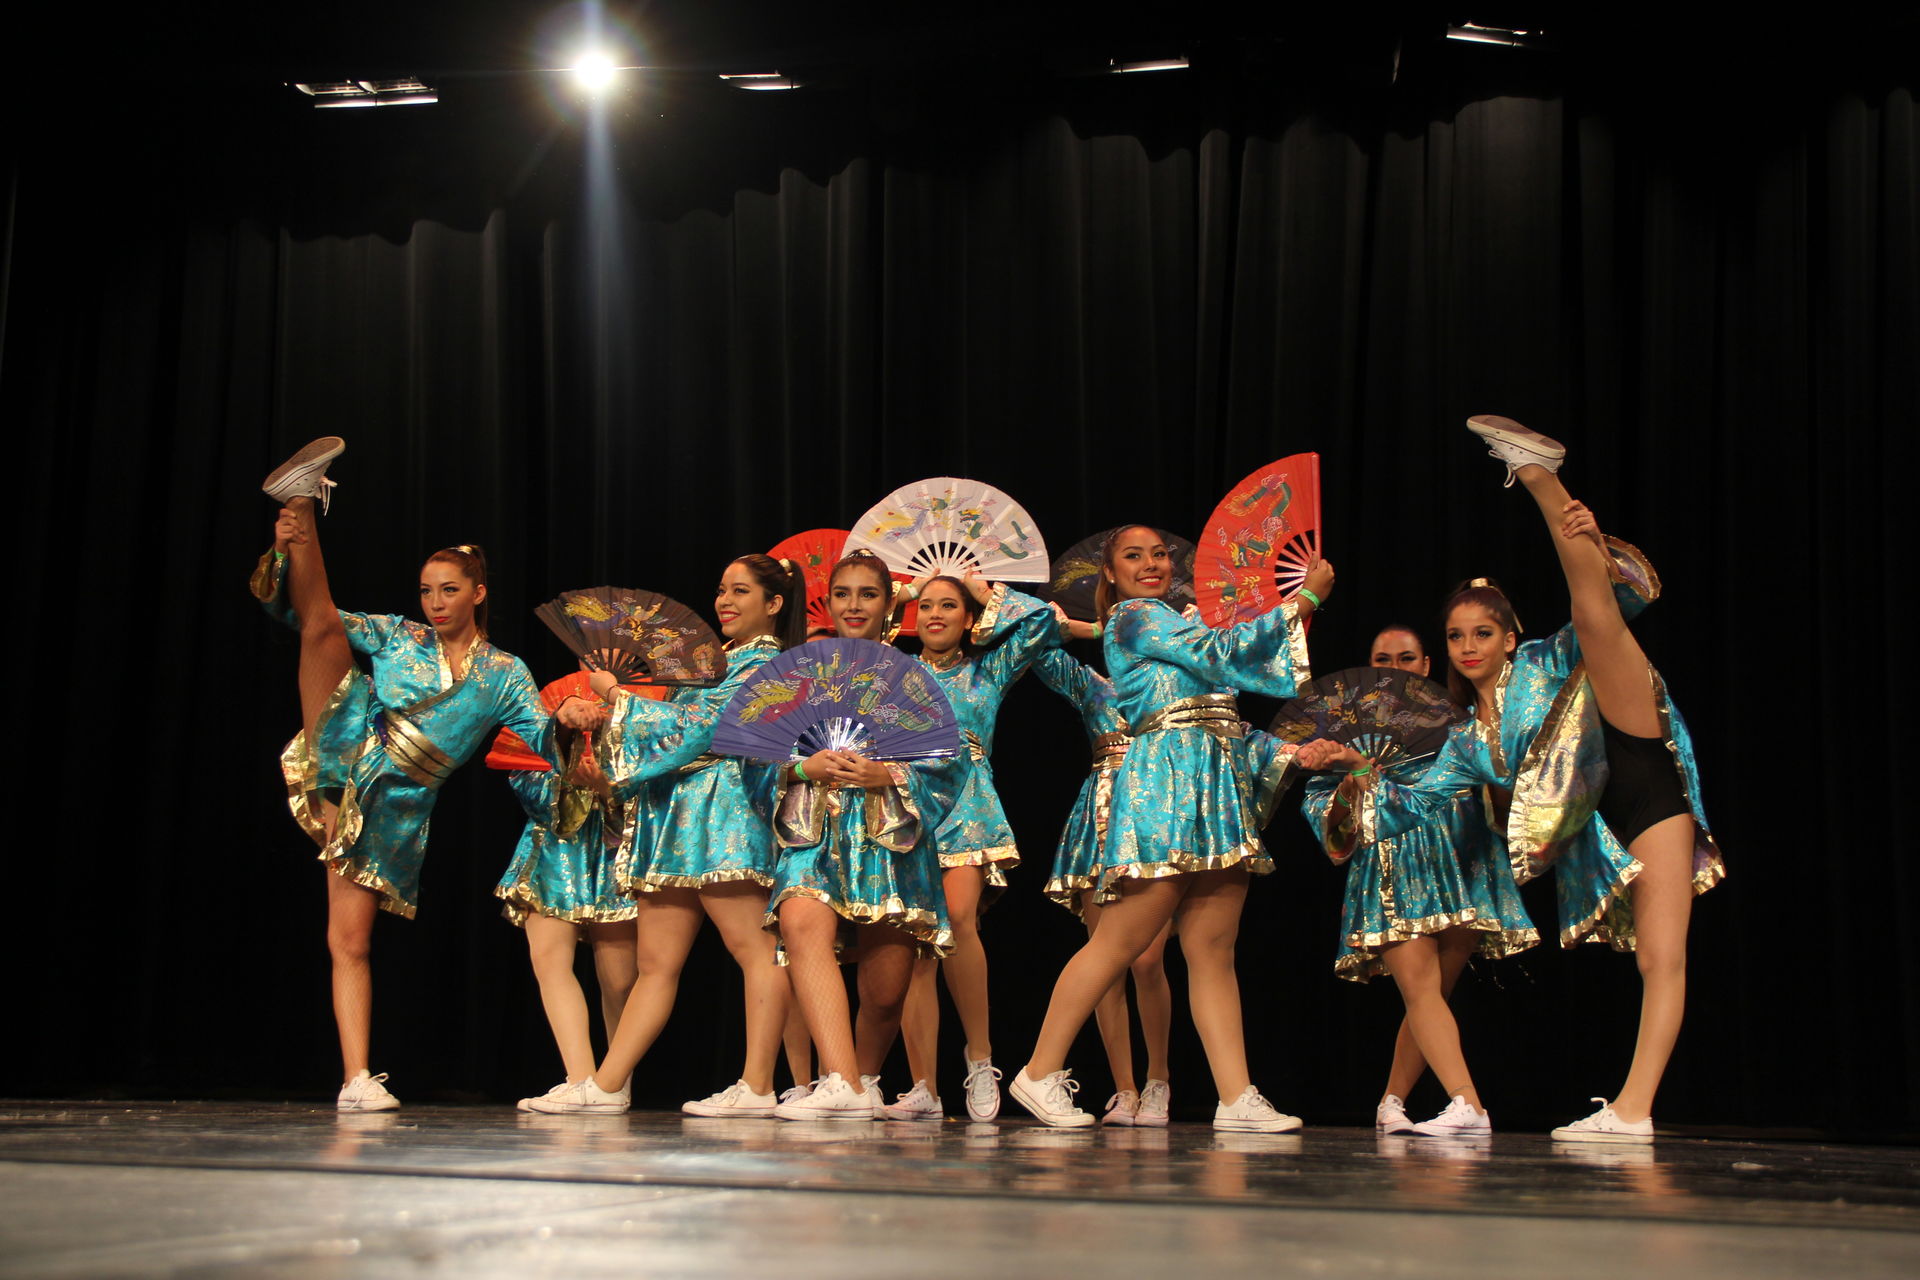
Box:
[718,72,799,91]
[569,52,621,92]
[1110,56,1189,74]
[1445,22,1550,49]
[294,78,439,108]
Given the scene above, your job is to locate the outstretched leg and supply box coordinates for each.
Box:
[590,889,704,1093]
[701,883,789,1096]
[1379,931,1483,1112]
[779,898,861,1088]
[1024,879,1183,1081]
[1382,930,1475,1100]
[279,498,355,754]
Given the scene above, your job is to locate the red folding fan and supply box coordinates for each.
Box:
[767,527,919,638]
[1195,453,1322,628]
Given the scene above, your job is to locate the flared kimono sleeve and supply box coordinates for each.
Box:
[596,641,777,800]
[969,585,1061,689]
[1108,597,1310,698]
[768,762,926,854]
[1242,729,1304,830]
[1353,720,1502,847]
[249,550,410,655]
[1033,649,1097,708]
[1301,773,1358,865]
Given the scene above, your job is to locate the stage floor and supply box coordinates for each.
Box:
[2,1101,1914,1276]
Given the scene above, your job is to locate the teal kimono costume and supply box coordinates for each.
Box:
[918,584,1062,884]
[1096,595,1312,901]
[1348,539,1725,949]
[594,634,784,893]
[253,552,555,918]
[1302,764,1537,981]
[1032,649,1129,915]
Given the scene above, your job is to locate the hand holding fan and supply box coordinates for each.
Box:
[1048,527,1198,622]
[486,671,669,771]
[712,637,960,763]
[1270,667,1467,777]
[842,477,1048,583]
[1195,453,1321,627]
[534,587,727,687]
[767,527,920,637]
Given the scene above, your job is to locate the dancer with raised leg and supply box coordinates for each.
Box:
[525,555,809,1116]
[255,439,585,1110]
[1012,526,1329,1131]
[1304,416,1723,1141]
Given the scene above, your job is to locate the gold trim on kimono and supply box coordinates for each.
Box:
[382,711,458,790]
[1093,842,1273,904]
[764,886,955,959]
[1128,693,1244,739]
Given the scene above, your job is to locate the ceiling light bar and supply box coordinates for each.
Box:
[1445,23,1547,48]
[1110,56,1189,74]
[719,72,800,91]
[294,78,438,108]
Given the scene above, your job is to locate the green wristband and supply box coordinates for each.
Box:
[1297,586,1323,610]
[794,759,809,782]
[1348,762,1372,778]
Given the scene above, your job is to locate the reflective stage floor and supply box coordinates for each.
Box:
[2,1101,1915,1277]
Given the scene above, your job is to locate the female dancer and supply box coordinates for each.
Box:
[884,573,1060,1122]
[1011,526,1332,1130]
[256,439,583,1110]
[761,551,958,1120]
[1033,648,1175,1127]
[491,670,654,1110]
[1300,627,1537,1136]
[524,555,810,1116]
[1304,416,1724,1140]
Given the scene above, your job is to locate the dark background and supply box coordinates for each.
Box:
[6,6,1915,1135]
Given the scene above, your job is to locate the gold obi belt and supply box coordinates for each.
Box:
[678,752,724,775]
[1089,731,1131,771]
[1127,693,1243,741]
[381,711,458,790]
[964,731,987,763]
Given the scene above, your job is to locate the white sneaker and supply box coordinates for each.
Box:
[1135,1078,1170,1128]
[1375,1093,1415,1134]
[778,1081,815,1106]
[517,1080,576,1113]
[772,1072,874,1120]
[525,1077,630,1115]
[1412,1094,1491,1137]
[682,1080,777,1118]
[337,1069,398,1112]
[1214,1086,1302,1133]
[1102,1089,1139,1126]
[962,1055,1003,1121]
[263,437,346,512]
[1009,1068,1094,1128]
[881,1079,944,1121]
[1466,414,1566,487]
[1551,1098,1653,1144]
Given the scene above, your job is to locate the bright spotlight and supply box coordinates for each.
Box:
[570,51,619,92]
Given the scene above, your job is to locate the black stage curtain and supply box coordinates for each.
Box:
[7,55,1915,1134]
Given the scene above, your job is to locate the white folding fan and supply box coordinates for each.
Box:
[841,477,1049,582]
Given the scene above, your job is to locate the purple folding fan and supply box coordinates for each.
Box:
[711,637,960,763]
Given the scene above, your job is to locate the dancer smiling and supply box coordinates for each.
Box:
[884,572,1061,1121]
[525,555,808,1116]
[1303,416,1723,1141]
[1012,525,1330,1131]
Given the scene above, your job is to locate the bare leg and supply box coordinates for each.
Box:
[1382,931,1475,1100]
[282,497,354,748]
[525,914,595,1082]
[1025,879,1183,1079]
[940,866,993,1064]
[700,883,788,1096]
[1132,920,1175,1084]
[1083,895,1138,1095]
[900,957,940,1090]
[1173,869,1253,1105]
[590,890,704,1093]
[1380,931,1483,1111]
[586,921,638,1040]
[779,897,862,1088]
[324,871,380,1081]
[1609,814,1696,1122]
[854,925,918,1079]
[781,998,813,1087]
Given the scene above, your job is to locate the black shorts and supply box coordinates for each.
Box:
[1595,720,1691,848]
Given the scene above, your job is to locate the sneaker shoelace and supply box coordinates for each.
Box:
[964,1061,1003,1097]
[1042,1072,1082,1110]
[1488,448,1521,488]
[317,476,338,514]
